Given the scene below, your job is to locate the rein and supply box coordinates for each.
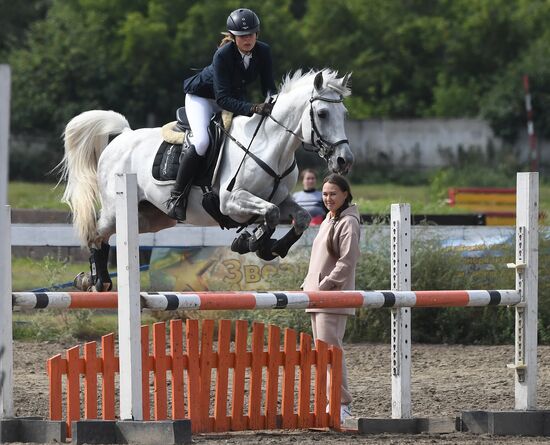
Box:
[225,97,274,193]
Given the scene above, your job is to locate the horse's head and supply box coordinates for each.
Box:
[300,71,354,175]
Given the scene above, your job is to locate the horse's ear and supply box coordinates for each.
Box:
[342,72,352,89]
[314,72,323,91]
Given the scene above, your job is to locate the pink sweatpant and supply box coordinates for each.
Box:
[310,312,352,405]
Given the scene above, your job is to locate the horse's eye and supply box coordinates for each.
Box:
[317,110,328,119]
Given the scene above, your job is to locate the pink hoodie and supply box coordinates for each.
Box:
[303,204,361,315]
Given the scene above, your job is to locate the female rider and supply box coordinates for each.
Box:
[166,8,277,220]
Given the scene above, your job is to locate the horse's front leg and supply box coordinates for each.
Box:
[267,196,312,259]
[222,189,280,254]
[279,196,312,235]
[222,189,281,226]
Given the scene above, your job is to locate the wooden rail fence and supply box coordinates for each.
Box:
[48,319,342,436]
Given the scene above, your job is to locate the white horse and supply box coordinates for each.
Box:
[58,69,354,291]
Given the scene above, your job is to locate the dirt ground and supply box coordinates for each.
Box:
[12,340,550,444]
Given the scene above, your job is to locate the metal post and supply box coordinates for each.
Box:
[0,64,12,419]
[390,204,412,418]
[0,65,9,208]
[115,173,143,420]
[513,172,538,409]
[0,206,13,419]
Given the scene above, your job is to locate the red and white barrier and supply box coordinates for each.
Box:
[12,289,522,310]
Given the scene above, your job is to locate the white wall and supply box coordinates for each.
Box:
[345,118,547,168]
[10,118,549,172]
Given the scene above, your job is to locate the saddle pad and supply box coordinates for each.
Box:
[152,141,182,182]
[153,112,227,185]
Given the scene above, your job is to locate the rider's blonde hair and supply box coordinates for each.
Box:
[219,32,235,47]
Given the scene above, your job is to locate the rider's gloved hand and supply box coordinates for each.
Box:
[250,102,274,116]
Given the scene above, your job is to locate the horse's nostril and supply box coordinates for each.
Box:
[337,157,346,166]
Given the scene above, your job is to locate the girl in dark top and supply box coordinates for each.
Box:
[292,169,327,225]
[167,8,277,220]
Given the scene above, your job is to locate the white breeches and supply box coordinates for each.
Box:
[185,94,221,156]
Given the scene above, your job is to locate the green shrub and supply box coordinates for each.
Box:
[261,226,550,345]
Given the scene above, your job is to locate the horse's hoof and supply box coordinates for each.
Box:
[92,279,113,293]
[231,231,252,254]
[248,224,274,252]
[270,227,302,259]
[256,239,278,261]
[74,272,92,291]
[271,242,291,259]
[256,250,277,261]
[102,281,113,292]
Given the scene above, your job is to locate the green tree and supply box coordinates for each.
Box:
[6,0,550,164]
[8,0,303,135]
[0,0,50,60]
[10,1,130,133]
[300,0,450,118]
[481,30,550,142]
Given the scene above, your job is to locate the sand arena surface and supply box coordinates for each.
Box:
[12,340,550,444]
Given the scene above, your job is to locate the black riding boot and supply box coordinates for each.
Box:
[166,145,203,220]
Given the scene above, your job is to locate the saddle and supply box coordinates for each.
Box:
[152,107,226,186]
[152,108,240,229]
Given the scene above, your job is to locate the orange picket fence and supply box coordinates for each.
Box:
[47,319,342,437]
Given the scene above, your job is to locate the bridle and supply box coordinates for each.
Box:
[268,88,349,161]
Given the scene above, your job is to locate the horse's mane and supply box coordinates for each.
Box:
[279,69,351,97]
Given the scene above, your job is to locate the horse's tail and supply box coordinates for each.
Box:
[57,110,130,247]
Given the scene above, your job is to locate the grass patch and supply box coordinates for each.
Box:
[12,255,151,291]
[10,179,550,217]
[293,180,550,216]
[14,311,157,342]
[353,184,450,215]
[12,256,87,291]
[9,181,65,210]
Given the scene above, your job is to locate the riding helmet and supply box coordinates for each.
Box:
[227,8,260,35]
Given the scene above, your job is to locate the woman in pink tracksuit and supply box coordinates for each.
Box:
[302,173,361,422]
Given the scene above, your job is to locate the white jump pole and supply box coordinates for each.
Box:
[0,64,13,419]
[0,65,8,208]
[512,172,538,409]
[0,206,13,419]
[115,173,143,420]
[390,204,412,418]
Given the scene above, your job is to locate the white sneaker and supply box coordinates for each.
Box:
[340,404,352,422]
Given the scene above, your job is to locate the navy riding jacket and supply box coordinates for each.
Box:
[183,40,277,116]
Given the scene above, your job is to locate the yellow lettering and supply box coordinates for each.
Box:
[244,265,261,283]
[222,259,242,284]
